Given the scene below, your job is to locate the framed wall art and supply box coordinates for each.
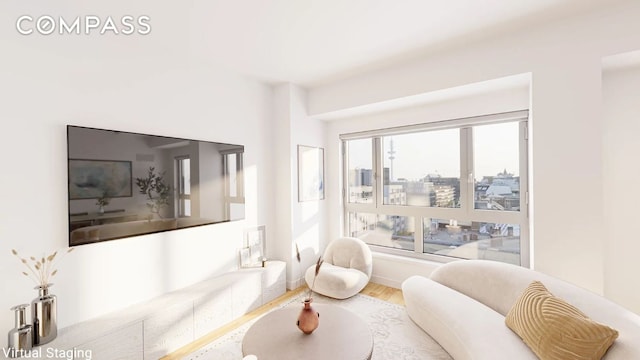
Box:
[68,159,132,200]
[297,145,325,202]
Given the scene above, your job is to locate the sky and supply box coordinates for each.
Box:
[348,122,520,181]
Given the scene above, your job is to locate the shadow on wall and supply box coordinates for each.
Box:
[293,200,326,282]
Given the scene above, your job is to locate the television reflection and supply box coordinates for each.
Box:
[67,125,244,246]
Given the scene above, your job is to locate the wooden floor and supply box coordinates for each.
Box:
[362,282,405,306]
[161,282,404,360]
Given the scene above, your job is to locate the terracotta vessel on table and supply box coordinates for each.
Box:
[296,298,319,334]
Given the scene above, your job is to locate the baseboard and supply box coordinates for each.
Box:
[370,275,402,289]
[287,276,305,290]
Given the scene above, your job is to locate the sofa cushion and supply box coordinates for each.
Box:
[403,275,538,360]
[506,281,618,360]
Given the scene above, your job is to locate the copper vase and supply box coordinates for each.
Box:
[296,299,319,334]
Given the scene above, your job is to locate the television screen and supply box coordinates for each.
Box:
[67,125,244,246]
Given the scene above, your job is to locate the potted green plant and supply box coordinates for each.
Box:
[135,167,171,219]
[95,191,111,214]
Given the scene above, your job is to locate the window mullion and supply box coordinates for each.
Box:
[519,121,530,268]
[374,137,383,210]
[342,140,348,237]
[460,127,473,221]
[520,121,529,220]
[415,217,424,253]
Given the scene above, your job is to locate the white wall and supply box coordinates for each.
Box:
[311,0,640,296]
[602,63,640,314]
[0,2,274,335]
[272,84,327,289]
[289,85,328,288]
[272,85,295,272]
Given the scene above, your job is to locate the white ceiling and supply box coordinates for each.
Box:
[193,0,615,87]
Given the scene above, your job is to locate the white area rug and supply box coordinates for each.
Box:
[186,293,452,360]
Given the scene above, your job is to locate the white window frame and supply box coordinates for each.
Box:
[341,110,530,267]
[175,156,191,218]
[222,151,245,219]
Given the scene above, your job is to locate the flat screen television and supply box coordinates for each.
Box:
[67,125,245,246]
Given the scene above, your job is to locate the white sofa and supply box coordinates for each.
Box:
[402,260,640,360]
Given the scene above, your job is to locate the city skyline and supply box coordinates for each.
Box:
[348,121,520,181]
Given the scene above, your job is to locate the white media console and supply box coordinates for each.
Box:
[7,261,286,360]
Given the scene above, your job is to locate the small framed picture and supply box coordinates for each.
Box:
[239,247,252,268]
[242,225,266,267]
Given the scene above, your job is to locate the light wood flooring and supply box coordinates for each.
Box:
[161,282,404,360]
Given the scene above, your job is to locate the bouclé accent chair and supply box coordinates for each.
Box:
[305,237,373,299]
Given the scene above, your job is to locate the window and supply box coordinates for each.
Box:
[382,129,460,208]
[176,156,191,217]
[341,110,529,266]
[347,138,374,204]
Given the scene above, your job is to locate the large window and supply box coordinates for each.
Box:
[342,111,529,266]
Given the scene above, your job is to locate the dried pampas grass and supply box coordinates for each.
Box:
[11,247,74,287]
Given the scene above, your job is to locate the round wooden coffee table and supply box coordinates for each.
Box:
[242,303,373,360]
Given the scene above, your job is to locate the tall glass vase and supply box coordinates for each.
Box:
[31,284,57,345]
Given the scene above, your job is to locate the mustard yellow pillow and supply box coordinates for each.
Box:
[505,281,618,360]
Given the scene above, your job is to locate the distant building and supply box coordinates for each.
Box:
[433,185,455,207]
[405,181,432,207]
[348,168,374,202]
[350,168,373,187]
[424,174,460,207]
[475,169,520,210]
[384,184,406,205]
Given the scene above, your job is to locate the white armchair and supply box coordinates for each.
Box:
[305,237,373,299]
